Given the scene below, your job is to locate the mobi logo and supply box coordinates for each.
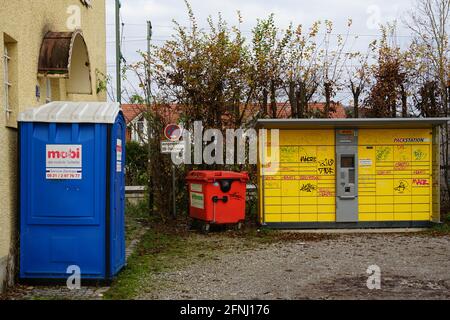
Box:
[46,145,82,168]
[47,147,81,159]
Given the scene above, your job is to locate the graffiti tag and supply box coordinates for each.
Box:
[300,183,317,192]
[394,180,409,193]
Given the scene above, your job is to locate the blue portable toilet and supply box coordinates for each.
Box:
[18,101,126,280]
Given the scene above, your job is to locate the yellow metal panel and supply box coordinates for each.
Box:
[376,146,394,162]
[394,204,412,212]
[394,213,412,221]
[412,204,430,212]
[359,213,376,221]
[412,186,430,195]
[359,129,432,145]
[376,180,393,196]
[317,214,335,222]
[376,195,394,204]
[359,196,376,204]
[279,131,301,145]
[265,206,281,214]
[412,195,429,204]
[265,197,282,205]
[376,204,393,213]
[264,179,281,189]
[412,212,430,220]
[377,213,394,221]
[282,206,299,214]
[299,205,318,213]
[317,205,335,213]
[279,164,299,175]
[394,195,411,204]
[359,204,374,213]
[358,146,376,175]
[394,145,412,162]
[265,189,281,197]
[317,197,335,205]
[265,214,282,223]
[281,197,300,205]
[300,196,317,205]
[282,214,300,222]
[280,146,299,163]
[299,214,318,222]
[281,179,300,197]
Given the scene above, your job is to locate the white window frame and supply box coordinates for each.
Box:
[3,46,12,118]
[137,119,145,134]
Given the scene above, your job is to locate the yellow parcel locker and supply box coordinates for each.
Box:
[257,119,445,228]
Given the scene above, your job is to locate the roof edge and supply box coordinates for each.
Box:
[255,118,450,129]
[18,101,121,124]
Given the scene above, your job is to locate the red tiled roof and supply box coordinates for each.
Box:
[121,101,347,125]
[121,104,146,124]
[270,102,347,119]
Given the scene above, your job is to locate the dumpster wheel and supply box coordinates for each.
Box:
[201,222,211,234]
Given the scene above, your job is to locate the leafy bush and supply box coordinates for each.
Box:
[125,141,148,186]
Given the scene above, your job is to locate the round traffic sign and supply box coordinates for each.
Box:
[164,124,182,141]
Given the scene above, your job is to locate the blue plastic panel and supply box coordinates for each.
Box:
[109,114,126,275]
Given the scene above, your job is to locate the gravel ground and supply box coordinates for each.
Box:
[143,233,450,300]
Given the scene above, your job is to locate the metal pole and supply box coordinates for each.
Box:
[147,21,154,215]
[115,0,121,103]
[172,164,177,218]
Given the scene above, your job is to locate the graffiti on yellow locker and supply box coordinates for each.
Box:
[300,156,317,163]
[280,146,298,162]
[394,180,409,193]
[317,158,334,175]
[300,183,317,192]
[318,188,334,197]
[413,178,429,186]
[299,175,319,180]
[413,149,426,160]
[376,147,391,161]
[394,161,410,171]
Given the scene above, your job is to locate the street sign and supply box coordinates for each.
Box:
[164,124,183,141]
[161,141,184,154]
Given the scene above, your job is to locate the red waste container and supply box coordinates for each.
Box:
[186,171,249,231]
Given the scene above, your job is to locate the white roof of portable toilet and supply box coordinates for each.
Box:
[18,101,121,124]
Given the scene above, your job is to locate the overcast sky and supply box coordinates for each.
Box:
[105,0,417,102]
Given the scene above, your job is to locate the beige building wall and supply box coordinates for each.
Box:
[0,0,106,292]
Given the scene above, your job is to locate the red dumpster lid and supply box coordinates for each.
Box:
[186,170,249,182]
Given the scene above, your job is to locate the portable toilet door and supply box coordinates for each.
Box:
[18,101,126,280]
[109,113,126,276]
